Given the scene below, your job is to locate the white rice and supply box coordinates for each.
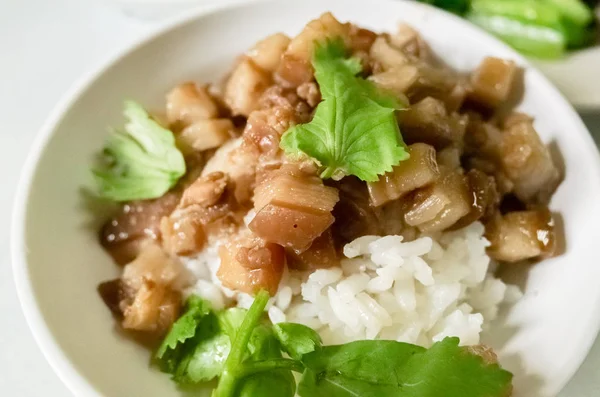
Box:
[184,221,518,348]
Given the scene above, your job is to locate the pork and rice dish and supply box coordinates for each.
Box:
[91,12,560,397]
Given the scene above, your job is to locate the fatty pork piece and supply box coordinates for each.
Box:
[332,177,384,245]
[242,91,302,158]
[451,169,500,230]
[469,57,518,109]
[499,113,560,204]
[486,209,555,263]
[249,166,339,252]
[369,62,458,106]
[224,58,272,117]
[98,242,191,336]
[287,229,339,271]
[274,13,376,87]
[202,138,260,205]
[247,33,291,73]
[367,143,440,207]
[369,36,409,71]
[161,172,241,255]
[166,83,234,153]
[399,96,467,150]
[166,82,219,126]
[276,12,350,87]
[391,24,432,60]
[404,169,472,233]
[217,234,285,295]
[100,191,181,265]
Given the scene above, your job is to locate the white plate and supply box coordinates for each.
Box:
[11,0,600,396]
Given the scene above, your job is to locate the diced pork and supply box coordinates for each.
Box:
[225,59,272,117]
[166,82,219,126]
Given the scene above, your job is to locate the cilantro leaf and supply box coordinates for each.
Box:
[173,316,230,384]
[273,322,322,360]
[93,100,186,201]
[155,295,211,372]
[238,324,296,397]
[280,39,409,182]
[218,308,247,341]
[298,337,513,397]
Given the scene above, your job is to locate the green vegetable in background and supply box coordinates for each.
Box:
[280,39,409,182]
[418,0,597,58]
[419,0,471,14]
[92,100,186,201]
[467,12,567,59]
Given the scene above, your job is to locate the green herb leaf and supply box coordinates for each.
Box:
[172,315,229,384]
[273,323,322,360]
[300,340,425,387]
[238,324,297,397]
[155,295,211,372]
[397,337,513,397]
[93,100,186,201]
[218,308,248,341]
[214,290,271,397]
[298,337,513,397]
[280,39,409,182]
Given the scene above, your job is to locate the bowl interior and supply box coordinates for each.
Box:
[13,0,600,396]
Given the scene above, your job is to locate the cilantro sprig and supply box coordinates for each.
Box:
[280,39,409,182]
[92,101,186,201]
[155,292,513,397]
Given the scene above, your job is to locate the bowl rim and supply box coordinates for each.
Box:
[11,0,600,396]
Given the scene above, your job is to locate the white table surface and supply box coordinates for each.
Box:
[1,0,599,395]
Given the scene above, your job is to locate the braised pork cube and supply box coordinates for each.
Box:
[451,169,499,230]
[406,170,472,232]
[117,243,190,334]
[346,24,377,53]
[225,59,271,117]
[247,33,291,73]
[100,192,181,265]
[469,57,517,109]
[202,138,260,205]
[486,209,555,263]
[499,113,560,203]
[436,146,462,170]
[367,143,439,207]
[166,82,219,126]
[176,119,233,154]
[370,62,457,103]
[332,177,383,245]
[464,115,503,160]
[180,171,229,208]
[378,199,418,241]
[243,103,297,157]
[276,12,349,87]
[400,97,467,150]
[121,280,181,334]
[249,168,339,252]
[296,82,321,107]
[369,36,409,71]
[390,23,431,60]
[287,229,339,271]
[217,237,285,295]
[160,210,205,256]
[176,171,242,241]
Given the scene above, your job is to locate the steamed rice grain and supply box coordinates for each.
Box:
[185,221,516,348]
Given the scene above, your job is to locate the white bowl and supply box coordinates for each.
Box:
[11,0,600,396]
